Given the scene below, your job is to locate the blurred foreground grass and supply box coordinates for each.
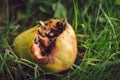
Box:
[0,0,120,80]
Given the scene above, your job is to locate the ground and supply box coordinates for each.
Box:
[0,0,120,80]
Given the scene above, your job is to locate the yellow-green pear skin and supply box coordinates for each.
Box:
[13,19,77,73]
[13,25,39,61]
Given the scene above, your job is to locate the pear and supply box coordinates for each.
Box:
[13,19,77,73]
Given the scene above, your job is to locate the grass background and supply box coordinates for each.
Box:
[0,0,120,80]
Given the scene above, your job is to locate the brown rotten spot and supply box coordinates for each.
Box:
[13,19,77,73]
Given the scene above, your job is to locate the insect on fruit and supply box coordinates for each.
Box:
[13,19,77,73]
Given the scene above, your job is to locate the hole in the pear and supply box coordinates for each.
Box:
[31,19,67,59]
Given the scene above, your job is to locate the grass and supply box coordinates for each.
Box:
[0,0,120,80]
